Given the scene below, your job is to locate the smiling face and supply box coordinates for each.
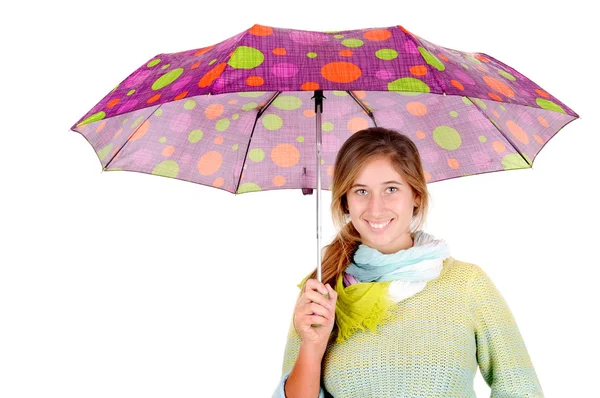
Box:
[346,155,419,254]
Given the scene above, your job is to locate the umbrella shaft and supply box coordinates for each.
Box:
[316,99,323,283]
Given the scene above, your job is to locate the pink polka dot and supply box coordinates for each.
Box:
[403,40,419,54]
[453,70,477,85]
[327,102,352,118]
[169,113,192,133]
[170,75,193,92]
[124,70,151,87]
[272,63,299,78]
[322,135,340,152]
[289,31,329,44]
[375,96,396,107]
[471,151,492,168]
[131,148,153,166]
[117,99,139,113]
[419,147,441,163]
[376,70,392,80]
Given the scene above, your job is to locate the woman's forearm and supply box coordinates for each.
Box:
[284,342,326,398]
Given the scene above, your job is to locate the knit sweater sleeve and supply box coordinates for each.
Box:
[272,317,326,398]
[468,264,544,397]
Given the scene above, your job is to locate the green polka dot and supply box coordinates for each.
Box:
[147,59,160,67]
[433,126,462,150]
[334,34,344,39]
[472,98,487,109]
[333,91,348,96]
[106,167,122,171]
[154,109,163,116]
[262,114,283,130]
[536,98,566,114]
[239,92,266,98]
[388,77,431,93]
[242,102,258,111]
[307,52,318,58]
[322,122,334,132]
[127,89,135,96]
[228,46,264,69]
[462,97,472,105]
[342,39,364,48]
[184,100,196,110]
[121,118,128,125]
[491,120,500,129]
[321,159,325,165]
[297,136,304,143]
[232,113,239,120]
[418,47,445,71]
[161,63,170,70]
[152,68,184,90]
[111,84,119,93]
[188,129,204,143]
[159,136,167,144]
[131,115,144,129]
[500,105,506,112]
[502,154,529,170]
[249,148,265,162]
[465,55,482,65]
[478,135,487,143]
[376,49,398,60]
[216,118,230,131]
[498,70,516,81]
[208,59,217,65]
[152,160,179,178]
[449,111,458,118]
[237,182,261,194]
[461,63,470,69]
[77,111,106,127]
[232,143,239,150]
[97,143,113,161]
[273,96,303,110]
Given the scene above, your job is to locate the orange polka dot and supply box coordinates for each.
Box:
[190,62,201,70]
[107,98,120,108]
[273,48,287,55]
[327,165,334,176]
[362,101,370,107]
[301,82,319,90]
[130,120,150,141]
[96,121,106,133]
[492,141,506,153]
[438,54,449,62]
[273,175,286,186]
[506,120,529,144]
[363,29,392,41]
[194,45,215,56]
[249,24,273,36]
[353,90,366,99]
[198,63,226,88]
[410,65,427,76]
[488,92,503,101]
[214,135,224,145]
[398,26,409,34]
[147,94,161,104]
[162,146,175,157]
[174,91,188,100]
[483,75,515,98]
[406,102,427,116]
[246,76,264,86]
[347,117,369,133]
[448,158,459,169]
[321,62,362,83]
[533,134,544,145]
[535,89,550,98]
[112,148,119,158]
[205,104,224,119]
[228,100,238,104]
[197,151,223,175]
[475,54,490,63]
[450,80,464,90]
[304,109,316,117]
[339,50,353,57]
[271,144,300,167]
[424,170,432,182]
[213,177,224,187]
[240,171,244,181]
[416,130,426,139]
[114,128,123,139]
[492,110,500,118]
[476,65,489,73]
[537,116,549,127]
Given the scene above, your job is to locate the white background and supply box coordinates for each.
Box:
[1,0,598,396]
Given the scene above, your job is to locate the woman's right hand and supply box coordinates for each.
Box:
[294,279,338,348]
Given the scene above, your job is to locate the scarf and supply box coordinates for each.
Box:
[334,230,450,343]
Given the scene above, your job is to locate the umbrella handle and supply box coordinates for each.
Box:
[310,292,330,327]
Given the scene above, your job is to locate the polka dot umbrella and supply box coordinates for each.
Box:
[70,24,579,282]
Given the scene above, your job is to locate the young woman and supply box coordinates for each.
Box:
[272,127,543,397]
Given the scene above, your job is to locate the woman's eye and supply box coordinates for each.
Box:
[355,187,397,195]
[387,187,398,193]
[356,189,367,195]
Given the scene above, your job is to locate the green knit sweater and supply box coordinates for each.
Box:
[273,257,543,397]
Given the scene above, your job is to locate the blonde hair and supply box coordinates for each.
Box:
[297,127,430,340]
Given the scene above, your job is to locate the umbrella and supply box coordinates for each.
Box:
[70,24,578,282]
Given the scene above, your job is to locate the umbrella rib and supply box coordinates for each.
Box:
[234,91,281,194]
[103,105,161,170]
[468,97,532,167]
[347,91,378,127]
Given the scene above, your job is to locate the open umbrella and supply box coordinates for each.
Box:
[70,24,578,281]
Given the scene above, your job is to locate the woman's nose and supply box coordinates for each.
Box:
[368,193,386,212]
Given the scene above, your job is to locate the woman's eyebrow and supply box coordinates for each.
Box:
[351,180,403,188]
